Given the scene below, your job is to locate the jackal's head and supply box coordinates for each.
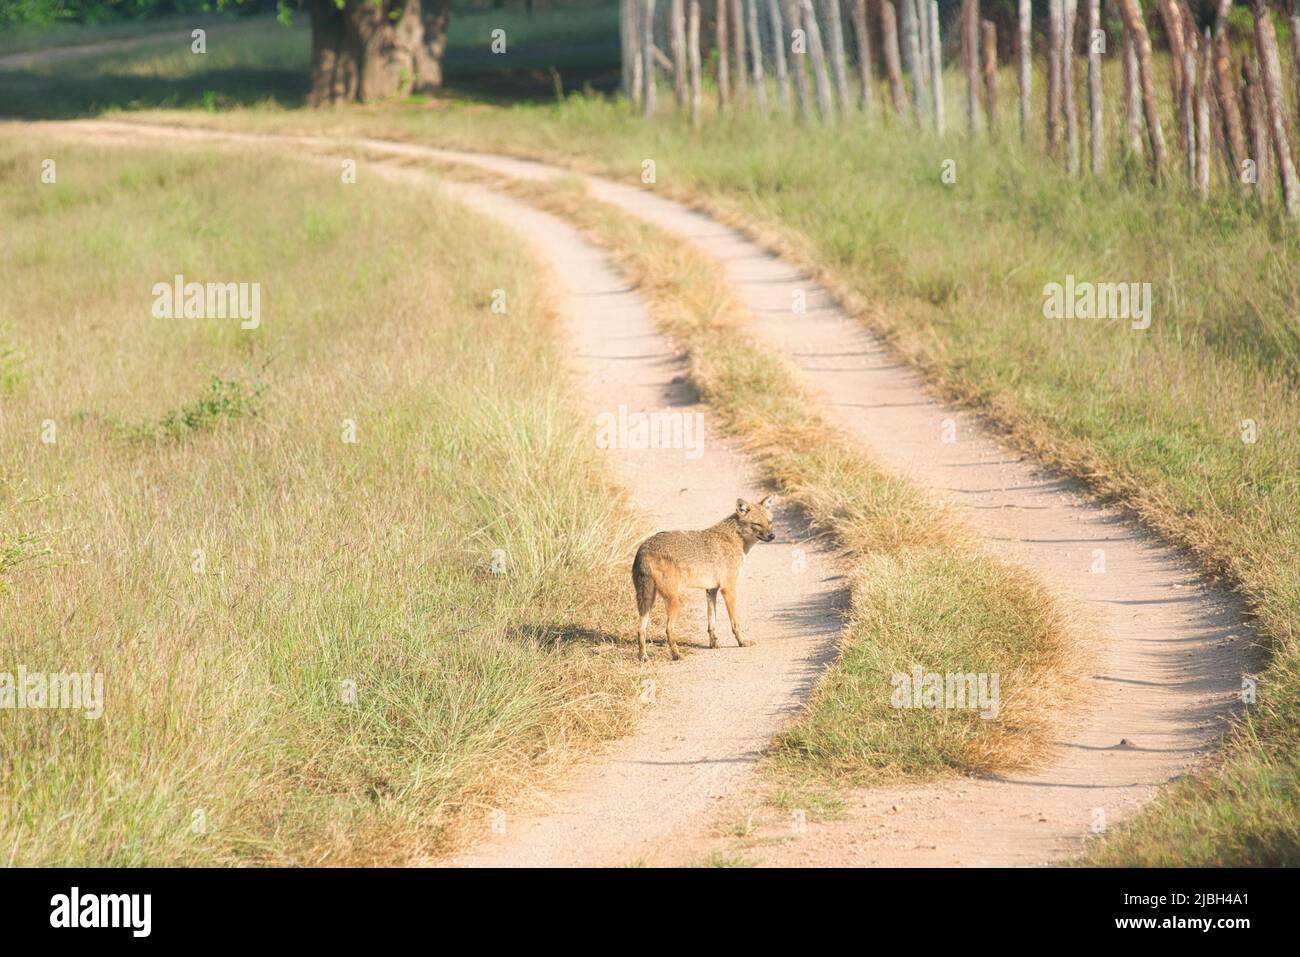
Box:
[735,496,776,544]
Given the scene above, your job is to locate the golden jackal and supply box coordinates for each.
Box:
[631,497,776,661]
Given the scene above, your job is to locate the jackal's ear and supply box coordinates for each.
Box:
[736,498,750,515]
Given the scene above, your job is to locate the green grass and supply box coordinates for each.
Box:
[0,134,646,865]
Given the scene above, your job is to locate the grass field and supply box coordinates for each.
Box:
[0,134,646,865]
[4,4,1299,864]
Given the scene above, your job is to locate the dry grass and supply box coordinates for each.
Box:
[0,134,650,866]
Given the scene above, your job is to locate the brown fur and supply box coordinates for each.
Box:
[631,496,776,661]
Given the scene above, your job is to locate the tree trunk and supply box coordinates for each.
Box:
[1123,8,1143,156]
[732,0,750,106]
[930,0,945,134]
[769,0,794,114]
[981,19,998,136]
[916,0,932,86]
[747,0,769,112]
[1243,56,1273,202]
[718,0,732,110]
[803,0,837,119]
[850,0,875,114]
[1118,0,1167,171]
[1159,0,1190,145]
[1196,27,1212,197]
[881,1,911,116]
[622,0,638,101]
[672,0,689,109]
[1291,0,1300,135]
[1182,42,1197,187]
[689,0,703,122]
[1213,0,1248,181]
[1063,0,1080,173]
[643,0,658,115]
[1047,0,1063,152]
[1252,0,1300,216]
[902,0,929,120]
[786,0,813,118]
[1088,0,1104,174]
[308,0,441,105]
[964,0,983,134]
[1018,0,1031,141]
[826,0,854,115]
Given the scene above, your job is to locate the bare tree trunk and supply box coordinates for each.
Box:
[1196,27,1212,197]
[1291,0,1300,134]
[1244,56,1273,202]
[732,0,750,106]
[769,0,794,113]
[1212,0,1248,179]
[850,0,876,114]
[630,0,646,111]
[930,0,945,134]
[411,0,452,94]
[1018,0,1032,141]
[902,0,929,120]
[826,0,854,115]
[1159,0,1190,145]
[308,0,437,105]
[1118,0,1168,171]
[718,0,732,111]
[917,0,932,86]
[1123,9,1143,155]
[747,0,770,112]
[1063,0,1080,173]
[689,0,703,122]
[643,0,658,115]
[981,19,998,136]
[1253,0,1300,215]
[1182,42,1197,187]
[804,0,837,119]
[1088,0,1104,174]
[786,0,813,118]
[1048,0,1063,152]
[964,0,983,134]
[672,0,689,108]
[882,1,911,117]
[622,0,636,97]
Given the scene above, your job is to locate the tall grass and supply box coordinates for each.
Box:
[0,136,644,865]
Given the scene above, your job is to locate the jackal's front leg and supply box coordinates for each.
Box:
[721,585,753,648]
[706,588,719,648]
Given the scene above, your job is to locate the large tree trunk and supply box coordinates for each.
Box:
[1047,0,1062,152]
[803,0,837,119]
[747,0,770,113]
[689,0,704,122]
[963,0,982,135]
[1243,55,1273,202]
[307,0,448,105]
[981,18,998,136]
[719,0,733,111]
[930,0,945,134]
[786,0,813,119]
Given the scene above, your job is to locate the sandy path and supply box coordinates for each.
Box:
[19,120,1249,866]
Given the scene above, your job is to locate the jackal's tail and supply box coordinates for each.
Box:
[632,550,656,617]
